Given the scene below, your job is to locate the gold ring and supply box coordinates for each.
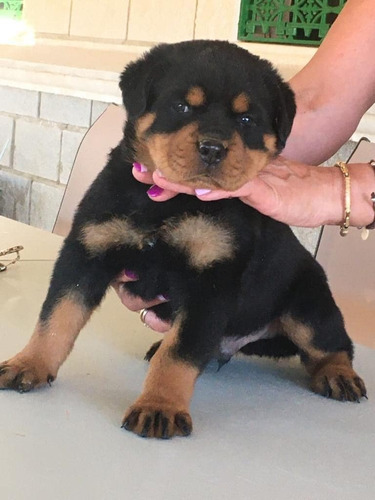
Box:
[139,308,149,327]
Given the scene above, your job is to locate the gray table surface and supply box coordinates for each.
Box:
[1,218,374,500]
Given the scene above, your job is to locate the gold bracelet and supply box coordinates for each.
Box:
[335,161,351,236]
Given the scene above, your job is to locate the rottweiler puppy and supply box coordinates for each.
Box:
[0,41,367,439]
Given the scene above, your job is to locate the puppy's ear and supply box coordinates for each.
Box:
[119,44,168,119]
[254,58,296,151]
[272,79,296,151]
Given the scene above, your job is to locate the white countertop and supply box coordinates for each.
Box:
[1,216,375,499]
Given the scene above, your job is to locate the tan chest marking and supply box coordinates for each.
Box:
[80,218,146,256]
[162,214,235,270]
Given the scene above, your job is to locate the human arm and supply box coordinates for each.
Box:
[284,0,375,164]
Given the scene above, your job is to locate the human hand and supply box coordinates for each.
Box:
[133,157,343,227]
[120,157,373,332]
[111,269,171,332]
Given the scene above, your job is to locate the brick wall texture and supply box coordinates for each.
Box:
[0,86,108,231]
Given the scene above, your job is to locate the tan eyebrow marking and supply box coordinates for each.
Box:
[185,86,206,107]
[232,93,250,114]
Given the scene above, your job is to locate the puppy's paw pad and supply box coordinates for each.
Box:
[122,405,192,439]
[312,370,367,402]
[0,358,53,393]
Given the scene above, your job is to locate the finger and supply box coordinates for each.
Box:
[114,285,168,311]
[132,164,154,185]
[194,189,231,201]
[193,183,253,201]
[146,184,179,202]
[140,309,171,333]
[152,171,197,196]
[112,281,168,311]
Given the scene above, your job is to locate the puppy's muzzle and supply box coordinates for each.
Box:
[198,139,227,167]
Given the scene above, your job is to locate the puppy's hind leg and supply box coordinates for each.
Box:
[281,265,367,402]
[0,238,116,393]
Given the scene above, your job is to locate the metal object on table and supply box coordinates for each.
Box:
[0,245,24,272]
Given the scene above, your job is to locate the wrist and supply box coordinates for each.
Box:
[327,162,375,228]
[323,166,347,226]
[349,162,375,227]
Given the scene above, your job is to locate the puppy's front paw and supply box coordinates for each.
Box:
[0,356,54,393]
[312,366,367,402]
[122,401,192,439]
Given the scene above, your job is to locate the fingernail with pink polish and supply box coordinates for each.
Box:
[195,188,211,196]
[123,269,139,280]
[133,162,148,173]
[147,185,164,197]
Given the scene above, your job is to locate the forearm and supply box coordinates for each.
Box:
[283,0,375,165]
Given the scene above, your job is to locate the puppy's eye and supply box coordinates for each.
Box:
[238,114,254,126]
[172,102,191,114]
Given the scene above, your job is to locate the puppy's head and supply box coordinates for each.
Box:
[120,40,295,191]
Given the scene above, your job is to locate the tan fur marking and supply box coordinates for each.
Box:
[212,132,273,190]
[162,214,234,269]
[147,127,274,191]
[186,86,206,107]
[232,93,250,114]
[263,134,277,154]
[309,351,366,401]
[280,315,325,360]
[123,320,198,437]
[281,315,366,400]
[136,112,156,135]
[147,123,200,182]
[134,113,158,169]
[308,352,352,377]
[0,293,92,388]
[80,218,146,256]
[29,294,91,372]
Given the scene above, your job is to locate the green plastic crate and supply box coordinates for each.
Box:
[0,0,23,20]
[238,0,347,46]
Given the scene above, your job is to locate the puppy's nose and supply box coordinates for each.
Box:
[198,140,227,166]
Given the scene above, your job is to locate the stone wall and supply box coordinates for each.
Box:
[0,85,108,230]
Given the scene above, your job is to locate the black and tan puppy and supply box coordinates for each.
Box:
[0,41,366,438]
